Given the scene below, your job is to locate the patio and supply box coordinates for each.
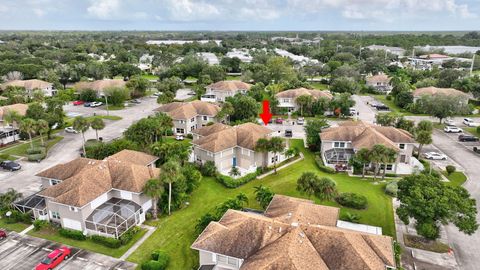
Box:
[13,194,47,220]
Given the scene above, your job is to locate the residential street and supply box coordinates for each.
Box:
[0,97,159,195]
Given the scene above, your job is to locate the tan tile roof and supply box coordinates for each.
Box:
[74,79,127,92]
[191,195,395,270]
[106,149,158,166]
[366,74,391,84]
[264,195,339,227]
[192,122,272,152]
[413,87,469,99]
[0,103,29,119]
[37,151,160,207]
[191,123,231,137]
[206,80,252,92]
[1,79,52,91]
[419,54,449,59]
[275,88,333,100]
[320,120,414,151]
[154,100,220,120]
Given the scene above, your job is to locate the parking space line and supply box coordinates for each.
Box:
[42,247,52,252]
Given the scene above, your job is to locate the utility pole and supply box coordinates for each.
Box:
[470,54,475,77]
[104,95,109,116]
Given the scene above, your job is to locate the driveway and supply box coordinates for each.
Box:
[0,232,135,270]
[0,97,159,195]
[351,95,377,123]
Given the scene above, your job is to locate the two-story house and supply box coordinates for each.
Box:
[201,80,252,102]
[320,121,420,174]
[366,73,392,93]
[1,79,56,97]
[413,86,470,105]
[192,194,396,270]
[14,150,159,238]
[275,88,333,113]
[191,123,286,176]
[154,100,221,135]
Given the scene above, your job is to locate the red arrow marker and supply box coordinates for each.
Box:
[259,100,272,126]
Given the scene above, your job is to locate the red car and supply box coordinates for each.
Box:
[73,100,84,106]
[36,247,71,270]
[275,118,284,124]
[0,229,6,239]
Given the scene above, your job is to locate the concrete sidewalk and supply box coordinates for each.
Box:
[120,225,156,261]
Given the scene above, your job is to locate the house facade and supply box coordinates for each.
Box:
[275,88,333,112]
[320,121,420,174]
[1,79,56,97]
[366,73,392,93]
[154,100,221,135]
[14,150,159,238]
[201,80,252,102]
[191,123,287,176]
[413,86,470,105]
[192,195,396,270]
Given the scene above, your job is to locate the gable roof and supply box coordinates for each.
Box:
[275,88,333,100]
[191,195,395,270]
[192,122,272,152]
[74,79,127,92]
[320,121,414,150]
[154,100,220,120]
[206,80,252,92]
[191,123,231,137]
[413,87,469,99]
[37,151,160,207]
[0,103,29,119]
[106,149,158,166]
[366,74,391,84]
[1,79,52,91]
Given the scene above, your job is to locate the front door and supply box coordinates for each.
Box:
[232,157,237,167]
[400,155,406,163]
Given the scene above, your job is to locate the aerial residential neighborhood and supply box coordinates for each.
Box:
[0,2,480,270]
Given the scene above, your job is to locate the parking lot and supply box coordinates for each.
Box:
[0,232,136,270]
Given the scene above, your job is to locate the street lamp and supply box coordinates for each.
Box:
[104,95,109,116]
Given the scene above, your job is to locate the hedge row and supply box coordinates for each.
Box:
[216,172,258,188]
[91,234,122,248]
[141,250,170,270]
[57,226,141,248]
[59,228,87,241]
[335,193,368,209]
[315,156,336,174]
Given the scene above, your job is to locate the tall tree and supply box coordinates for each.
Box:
[90,117,105,141]
[316,177,338,201]
[381,148,398,180]
[254,185,275,209]
[19,118,36,149]
[73,116,90,158]
[161,159,182,216]
[268,137,285,174]
[355,148,371,178]
[217,102,234,123]
[143,179,164,220]
[296,95,313,116]
[36,119,49,146]
[3,110,22,128]
[297,172,320,198]
[370,144,387,180]
[304,118,329,151]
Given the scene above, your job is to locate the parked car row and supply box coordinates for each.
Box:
[458,134,479,142]
[463,118,480,127]
[369,102,390,111]
[72,101,103,107]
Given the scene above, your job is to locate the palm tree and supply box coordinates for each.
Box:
[416,130,433,156]
[142,178,164,219]
[316,177,338,201]
[381,148,398,181]
[3,110,22,128]
[370,144,387,180]
[0,188,22,211]
[153,112,173,141]
[296,172,319,198]
[254,185,275,209]
[268,137,285,174]
[19,118,37,149]
[229,167,241,177]
[73,116,90,158]
[255,138,270,169]
[296,95,313,116]
[90,117,105,141]
[36,119,49,146]
[355,148,371,178]
[217,101,234,123]
[161,159,181,215]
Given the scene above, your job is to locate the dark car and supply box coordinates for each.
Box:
[0,161,21,171]
[285,129,293,137]
[130,99,141,104]
[0,230,6,239]
[458,134,479,142]
[375,105,390,111]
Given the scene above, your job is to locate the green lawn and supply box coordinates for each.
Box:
[310,82,329,90]
[127,139,395,269]
[86,115,122,121]
[0,218,30,232]
[465,127,480,136]
[29,227,147,258]
[443,171,467,187]
[141,74,159,80]
[373,95,428,116]
[0,136,63,157]
[226,75,241,81]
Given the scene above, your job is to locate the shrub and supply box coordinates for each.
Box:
[216,172,258,188]
[200,161,217,177]
[27,153,46,162]
[341,212,360,223]
[385,181,399,197]
[33,220,49,231]
[415,221,440,240]
[477,126,480,134]
[335,193,368,209]
[141,260,167,270]
[446,165,456,175]
[151,250,170,268]
[386,95,392,101]
[315,156,335,174]
[26,147,44,155]
[91,235,122,248]
[119,226,140,245]
[59,228,87,241]
[186,134,193,139]
[0,154,10,161]
[6,210,31,224]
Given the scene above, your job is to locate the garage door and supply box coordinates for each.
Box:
[63,218,82,231]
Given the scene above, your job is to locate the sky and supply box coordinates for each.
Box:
[0,0,479,31]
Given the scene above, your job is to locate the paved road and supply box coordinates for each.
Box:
[352,95,377,123]
[0,232,135,270]
[0,97,159,195]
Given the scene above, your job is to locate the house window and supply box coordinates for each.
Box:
[334,142,346,148]
[50,179,61,186]
[283,99,290,103]
[387,164,393,170]
[51,211,60,219]
[69,206,78,212]
[179,120,185,124]
[271,156,279,163]
[190,117,195,122]
[399,144,405,150]
[203,116,208,121]
[176,128,184,134]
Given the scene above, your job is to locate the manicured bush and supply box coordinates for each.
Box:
[59,228,87,240]
[6,210,32,224]
[340,212,360,223]
[446,165,456,175]
[119,226,140,245]
[186,134,193,139]
[216,172,258,188]
[415,221,440,240]
[477,126,480,134]
[27,153,46,162]
[151,250,170,268]
[385,173,398,178]
[385,181,399,197]
[314,156,335,174]
[335,193,368,209]
[199,161,217,177]
[33,220,49,231]
[90,235,122,248]
[141,260,167,270]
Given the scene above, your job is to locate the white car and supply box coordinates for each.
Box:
[424,152,447,160]
[349,108,357,116]
[64,127,78,134]
[444,119,455,126]
[90,101,103,107]
[444,126,463,133]
[463,118,480,127]
[175,135,184,141]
